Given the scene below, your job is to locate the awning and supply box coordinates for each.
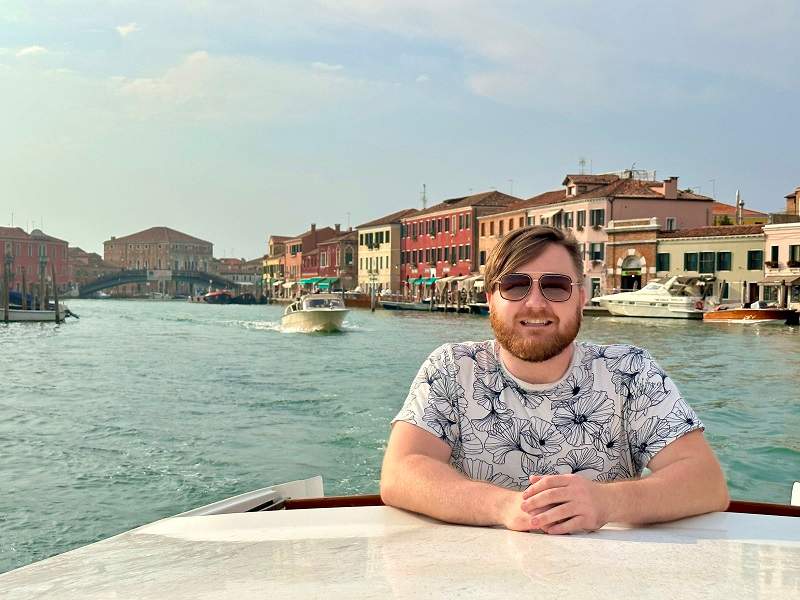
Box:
[408,278,421,285]
[538,208,563,221]
[461,274,483,290]
[317,277,339,289]
[282,281,296,289]
[435,276,456,291]
[422,277,437,285]
[299,277,324,285]
[758,276,800,286]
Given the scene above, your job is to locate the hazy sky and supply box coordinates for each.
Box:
[2,1,798,257]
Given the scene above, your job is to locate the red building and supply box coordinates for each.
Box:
[1,227,70,290]
[399,191,521,290]
[317,229,358,290]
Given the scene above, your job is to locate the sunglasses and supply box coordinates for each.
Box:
[495,273,581,302]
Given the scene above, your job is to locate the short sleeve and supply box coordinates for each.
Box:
[622,350,705,473]
[392,344,465,448]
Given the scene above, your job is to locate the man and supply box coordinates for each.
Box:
[380,226,729,534]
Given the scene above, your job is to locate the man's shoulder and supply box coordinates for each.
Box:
[576,341,655,366]
[424,340,495,365]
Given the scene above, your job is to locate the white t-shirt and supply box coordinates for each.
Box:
[393,340,703,490]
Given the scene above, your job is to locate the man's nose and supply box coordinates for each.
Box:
[522,280,549,309]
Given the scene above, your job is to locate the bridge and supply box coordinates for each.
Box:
[79,269,238,298]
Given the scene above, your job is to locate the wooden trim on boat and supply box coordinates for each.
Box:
[284,495,800,517]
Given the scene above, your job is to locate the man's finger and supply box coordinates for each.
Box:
[522,487,571,511]
[530,474,574,494]
[543,516,586,535]
[530,501,577,529]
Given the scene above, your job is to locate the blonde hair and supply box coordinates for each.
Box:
[484,225,584,291]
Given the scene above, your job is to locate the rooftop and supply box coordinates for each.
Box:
[357,208,419,229]
[407,190,522,218]
[106,226,212,246]
[711,201,768,217]
[659,225,764,239]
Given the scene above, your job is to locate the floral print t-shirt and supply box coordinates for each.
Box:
[393,340,704,490]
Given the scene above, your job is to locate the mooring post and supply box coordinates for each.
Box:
[51,262,60,324]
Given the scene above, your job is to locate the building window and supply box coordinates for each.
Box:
[590,209,605,227]
[444,247,449,262]
[716,251,732,271]
[385,231,390,244]
[699,252,715,273]
[771,245,779,263]
[451,246,456,265]
[465,245,471,261]
[790,245,800,262]
[481,222,486,237]
[320,253,327,267]
[508,218,513,231]
[590,243,604,261]
[465,214,470,229]
[665,217,677,231]
[519,216,524,227]
[490,221,495,236]
[577,210,586,229]
[480,250,486,266]
[499,221,504,236]
[458,214,464,230]
[345,248,353,266]
[720,282,730,300]
[527,216,534,226]
[444,218,449,232]
[564,212,574,228]
[684,253,699,271]
[656,253,670,272]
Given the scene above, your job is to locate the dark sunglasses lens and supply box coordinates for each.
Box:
[540,275,572,301]
[498,274,531,300]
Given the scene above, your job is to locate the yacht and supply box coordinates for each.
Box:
[281,293,349,332]
[593,276,708,319]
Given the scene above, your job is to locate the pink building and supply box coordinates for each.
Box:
[0,227,70,290]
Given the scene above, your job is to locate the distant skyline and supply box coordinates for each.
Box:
[2,1,798,257]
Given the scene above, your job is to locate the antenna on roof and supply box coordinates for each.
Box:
[421,184,427,210]
[578,158,587,175]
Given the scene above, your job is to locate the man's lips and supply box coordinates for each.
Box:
[518,317,555,328]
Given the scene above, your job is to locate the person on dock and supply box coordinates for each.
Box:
[380,225,729,534]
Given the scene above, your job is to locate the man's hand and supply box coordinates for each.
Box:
[521,474,611,535]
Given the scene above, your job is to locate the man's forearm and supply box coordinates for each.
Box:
[603,456,730,524]
[380,454,515,527]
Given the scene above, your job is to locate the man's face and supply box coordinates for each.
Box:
[487,244,586,363]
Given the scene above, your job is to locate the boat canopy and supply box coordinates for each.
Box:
[317,277,339,289]
[759,275,800,285]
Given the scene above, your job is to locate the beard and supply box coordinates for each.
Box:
[490,306,582,363]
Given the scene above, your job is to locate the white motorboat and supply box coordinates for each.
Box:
[281,293,349,332]
[593,276,708,319]
[1,476,799,599]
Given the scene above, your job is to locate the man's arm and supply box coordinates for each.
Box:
[522,430,730,534]
[380,422,535,531]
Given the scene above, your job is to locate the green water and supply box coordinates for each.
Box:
[1,300,798,573]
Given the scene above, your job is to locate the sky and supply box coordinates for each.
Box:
[2,1,799,258]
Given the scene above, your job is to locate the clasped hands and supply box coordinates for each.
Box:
[503,474,612,535]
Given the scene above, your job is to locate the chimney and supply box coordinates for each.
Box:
[310,223,316,231]
[335,223,340,232]
[663,177,678,200]
[735,190,744,225]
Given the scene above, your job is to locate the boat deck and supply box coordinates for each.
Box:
[1,505,797,599]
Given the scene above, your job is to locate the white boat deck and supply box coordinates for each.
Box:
[1,506,798,599]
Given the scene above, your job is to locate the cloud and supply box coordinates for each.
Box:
[311,61,344,71]
[415,74,430,83]
[116,23,140,37]
[16,46,48,58]
[112,51,379,122]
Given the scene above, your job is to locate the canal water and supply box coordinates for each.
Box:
[1,299,799,573]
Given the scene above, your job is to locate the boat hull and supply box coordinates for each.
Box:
[703,308,799,325]
[4,308,68,322]
[597,301,703,319]
[281,309,349,332]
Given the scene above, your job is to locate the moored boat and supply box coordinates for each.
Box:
[203,290,234,304]
[703,306,799,325]
[593,276,708,319]
[4,306,71,322]
[281,293,349,332]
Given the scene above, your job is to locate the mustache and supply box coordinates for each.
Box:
[516,311,558,321]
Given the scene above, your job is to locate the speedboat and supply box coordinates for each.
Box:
[593,276,708,319]
[203,290,233,304]
[1,476,799,599]
[281,293,349,332]
[703,304,799,325]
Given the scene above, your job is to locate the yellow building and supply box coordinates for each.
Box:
[356,208,417,294]
[656,225,765,303]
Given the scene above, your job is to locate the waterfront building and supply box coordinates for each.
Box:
[103,226,214,296]
[263,235,290,296]
[0,227,70,290]
[762,222,800,308]
[400,191,521,296]
[604,219,765,303]
[478,171,714,298]
[217,257,265,293]
[68,247,116,288]
[282,224,339,295]
[356,208,418,294]
[711,201,768,226]
[317,229,358,291]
